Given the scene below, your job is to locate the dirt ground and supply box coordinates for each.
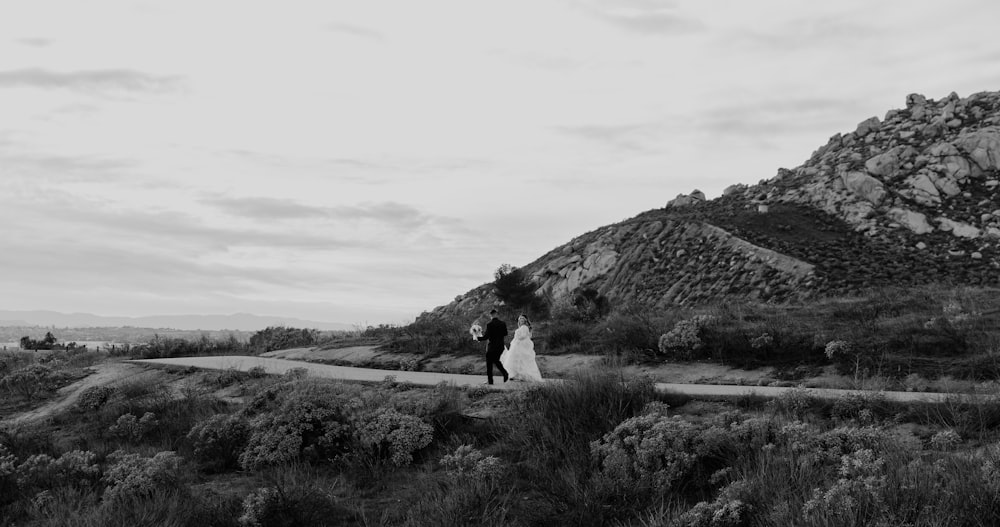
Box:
[4,345,981,426]
[3,362,151,425]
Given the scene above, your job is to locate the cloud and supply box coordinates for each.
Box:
[576,0,706,35]
[324,22,383,40]
[491,49,587,71]
[15,37,53,47]
[202,196,426,224]
[202,197,332,220]
[690,97,869,138]
[0,68,180,94]
[720,15,875,51]
[0,151,135,183]
[552,121,667,153]
[0,241,349,294]
[222,149,493,184]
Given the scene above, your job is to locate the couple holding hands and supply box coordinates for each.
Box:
[470,309,543,385]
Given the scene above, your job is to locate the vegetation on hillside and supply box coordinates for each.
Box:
[3,356,1000,526]
[382,284,1000,389]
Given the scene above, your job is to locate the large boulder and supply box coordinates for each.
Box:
[900,172,942,205]
[865,145,917,179]
[666,189,706,208]
[926,142,973,181]
[841,171,887,206]
[954,127,1000,172]
[936,217,981,239]
[886,208,934,234]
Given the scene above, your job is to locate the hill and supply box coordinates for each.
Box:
[423,90,1000,320]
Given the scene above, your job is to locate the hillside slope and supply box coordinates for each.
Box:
[423,90,1000,320]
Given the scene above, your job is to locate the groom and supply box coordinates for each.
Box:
[477,309,509,384]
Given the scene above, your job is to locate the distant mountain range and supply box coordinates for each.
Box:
[0,310,355,332]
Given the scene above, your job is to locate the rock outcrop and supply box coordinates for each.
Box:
[420,90,1000,321]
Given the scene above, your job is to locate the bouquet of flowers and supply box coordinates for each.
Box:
[469,323,483,341]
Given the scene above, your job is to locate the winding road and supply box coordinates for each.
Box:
[131,355,976,403]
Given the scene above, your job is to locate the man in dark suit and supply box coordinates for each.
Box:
[477,309,509,384]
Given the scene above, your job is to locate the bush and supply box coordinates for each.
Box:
[186,413,251,472]
[354,408,434,466]
[659,315,716,359]
[14,450,100,493]
[77,386,117,411]
[590,413,705,495]
[102,450,185,502]
[249,327,319,354]
[239,391,352,470]
[440,444,504,480]
[571,288,611,322]
[545,321,588,352]
[677,481,754,527]
[2,364,58,399]
[108,412,158,442]
[237,465,351,527]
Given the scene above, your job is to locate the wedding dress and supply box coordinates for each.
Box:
[500,325,543,382]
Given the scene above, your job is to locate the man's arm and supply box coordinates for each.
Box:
[477,322,493,342]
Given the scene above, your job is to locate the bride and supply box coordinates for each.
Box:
[501,314,543,382]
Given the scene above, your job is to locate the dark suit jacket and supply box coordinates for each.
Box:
[478,317,508,353]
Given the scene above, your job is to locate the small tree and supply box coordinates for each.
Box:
[493,264,541,311]
[572,287,611,322]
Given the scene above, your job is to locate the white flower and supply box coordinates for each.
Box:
[469,323,483,340]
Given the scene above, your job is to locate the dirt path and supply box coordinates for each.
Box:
[132,355,970,403]
[3,362,151,426]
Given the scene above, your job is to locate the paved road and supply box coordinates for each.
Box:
[132,355,978,403]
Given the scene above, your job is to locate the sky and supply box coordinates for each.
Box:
[2,0,1000,326]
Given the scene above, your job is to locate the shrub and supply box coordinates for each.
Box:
[108,412,158,442]
[749,333,773,351]
[355,408,434,466]
[545,321,588,351]
[928,429,962,450]
[824,340,853,360]
[102,450,185,502]
[284,367,308,380]
[248,326,319,353]
[571,287,611,322]
[677,481,754,527]
[247,365,268,379]
[501,369,656,470]
[590,413,704,495]
[2,364,57,399]
[239,392,352,470]
[439,444,504,480]
[595,311,666,354]
[237,465,350,527]
[659,315,716,359]
[187,413,251,472]
[830,392,889,424]
[15,450,100,492]
[401,471,516,527]
[768,388,820,420]
[802,449,887,521]
[77,385,117,411]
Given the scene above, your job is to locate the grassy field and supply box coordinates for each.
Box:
[3,345,1000,526]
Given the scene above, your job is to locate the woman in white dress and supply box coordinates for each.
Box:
[500,315,543,382]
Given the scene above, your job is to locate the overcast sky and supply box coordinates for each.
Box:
[2,1,999,325]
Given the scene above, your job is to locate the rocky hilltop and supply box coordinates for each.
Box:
[422,90,1000,320]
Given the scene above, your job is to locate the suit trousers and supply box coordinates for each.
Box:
[486,346,508,384]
